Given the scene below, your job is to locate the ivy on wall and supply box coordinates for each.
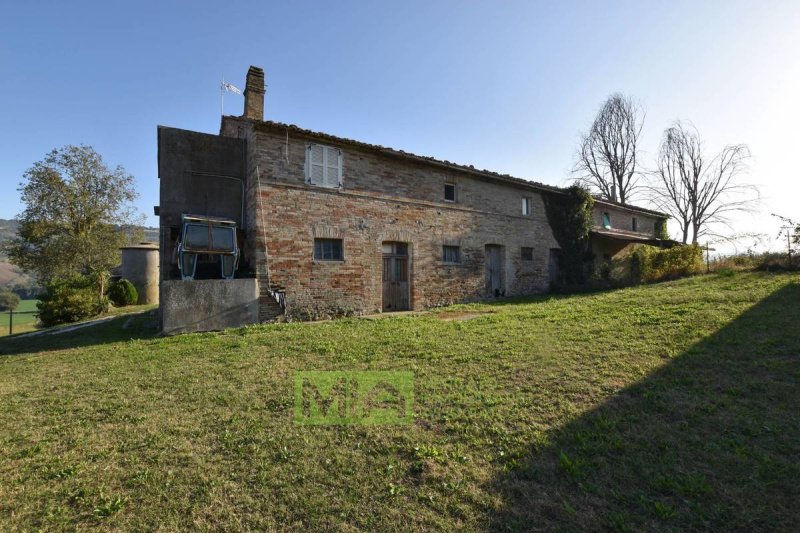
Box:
[654,218,669,240]
[543,185,595,285]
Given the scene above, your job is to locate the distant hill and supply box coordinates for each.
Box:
[0,261,31,287]
[143,227,159,243]
[0,220,29,291]
[0,219,19,259]
[0,218,158,291]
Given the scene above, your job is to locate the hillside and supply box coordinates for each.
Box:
[0,219,158,290]
[0,219,33,290]
[0,272,798,530]
[0,261,30,287]
[0,218,18,248]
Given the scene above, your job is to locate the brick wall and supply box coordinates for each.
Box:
[221,118,560,319]
[593,203,660,235]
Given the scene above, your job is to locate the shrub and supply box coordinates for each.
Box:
[647,244,705,281]
[37,275,107,327]
[612,244,704,285]
[710,252,797,272]
[107,278,138,307]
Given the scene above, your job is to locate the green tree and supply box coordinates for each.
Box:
[4,145,140,295]
[0,288,20,311]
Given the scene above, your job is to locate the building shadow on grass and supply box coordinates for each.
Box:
[0,309,159,356]
[487,282,800,531]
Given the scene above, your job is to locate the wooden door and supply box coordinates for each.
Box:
[485,245,504,297]
[382,242,409,311]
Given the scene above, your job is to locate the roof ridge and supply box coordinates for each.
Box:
[224,116,669,219]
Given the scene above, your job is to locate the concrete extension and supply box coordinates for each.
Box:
[160,279,260,335]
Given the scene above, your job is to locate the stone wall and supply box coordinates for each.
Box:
[221,119,560,319]
[593,202,661,236]
[214,117,673,319]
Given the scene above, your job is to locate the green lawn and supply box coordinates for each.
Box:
[13,298,39,319]
[0,272,798,531]
[0,300,157,337]
[0,298,39,336]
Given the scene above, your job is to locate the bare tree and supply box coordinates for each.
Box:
[649,121,757,244]
[574,94,644,204]
[649,122,699,243]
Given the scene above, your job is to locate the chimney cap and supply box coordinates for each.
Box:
[244,66,266,120]
[246,66,266,93]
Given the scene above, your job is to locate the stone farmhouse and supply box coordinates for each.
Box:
[156,66,669,334]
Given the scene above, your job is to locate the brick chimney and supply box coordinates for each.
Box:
[243,66,265,121]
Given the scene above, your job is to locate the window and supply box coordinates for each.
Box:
[522,197,532,215]
[313,238,343,261]
[382,242,408,256]
[632,217,638,231]
[521,247,533,261]
[178,215,239,281]
[442,245,460,263]
[183,224,236,253]
[305,143,342,188]
[444,183,456,202]
[602,212,612,229]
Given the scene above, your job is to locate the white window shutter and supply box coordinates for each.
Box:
[306,143,342,188]
[307,144,325,185]
[335,149,343,188]
[304,145,310,182]
[324,146,339,188]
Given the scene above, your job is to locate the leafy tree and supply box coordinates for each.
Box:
[4,145,141,295]
[0,288,20,311]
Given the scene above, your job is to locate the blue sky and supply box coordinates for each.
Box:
[1,0,798,252]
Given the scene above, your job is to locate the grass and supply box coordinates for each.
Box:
[0,299,39,337]
[0,301,157,338]
[0,272,798,531]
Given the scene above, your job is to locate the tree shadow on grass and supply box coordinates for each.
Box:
[0,309,159,357]
[488,282,800,531]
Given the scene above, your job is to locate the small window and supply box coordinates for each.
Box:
[442,245,460,263]
[305,143,342,188]
[522,197,532,215]
[602,212,612,229]
[313,238,343,261]
[444,183,456,202]
[632,217,638,232]
[521,247,533,261]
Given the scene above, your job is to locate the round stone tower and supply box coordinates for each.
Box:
[120,243,160,305]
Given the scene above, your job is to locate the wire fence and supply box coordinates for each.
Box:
[4,309,39,336]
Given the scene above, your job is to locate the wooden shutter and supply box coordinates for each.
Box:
[306,144,342,188]
[324,146,341,188]
[307,144,325,185]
